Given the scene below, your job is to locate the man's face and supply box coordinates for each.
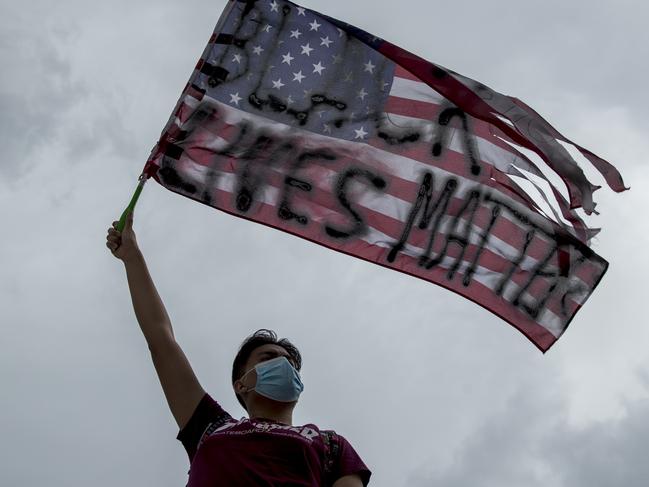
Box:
[236,344,298,392]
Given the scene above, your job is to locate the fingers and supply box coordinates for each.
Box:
[106,223,121,251]
[106,235,120,248]
[107,214,133,256]
[106,239,118,254]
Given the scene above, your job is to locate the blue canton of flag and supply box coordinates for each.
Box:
[196,0,394,141]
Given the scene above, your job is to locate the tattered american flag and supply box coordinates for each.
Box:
[142,0,627,352]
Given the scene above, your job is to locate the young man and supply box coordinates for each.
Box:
[106,211,371,486]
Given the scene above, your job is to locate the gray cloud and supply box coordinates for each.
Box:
[1,1,647,486]
[0,10,84,179]
[0,3,143,183]
[409,374,649,487]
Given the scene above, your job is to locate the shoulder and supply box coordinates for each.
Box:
[176,392,233,461]
[319,430,355,452]
[321,430,372,487]
[183,393,232,431]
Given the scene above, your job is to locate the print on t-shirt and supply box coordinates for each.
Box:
[178,393,371,487]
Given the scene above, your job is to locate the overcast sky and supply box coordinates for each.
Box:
[1,1,648,486]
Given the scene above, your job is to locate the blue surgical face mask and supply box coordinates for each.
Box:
[241,356,304,402]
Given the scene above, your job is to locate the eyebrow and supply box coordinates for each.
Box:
[258,350,284,359]
[258,350,295,365]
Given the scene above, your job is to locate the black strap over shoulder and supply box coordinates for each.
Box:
[320,429,341,482]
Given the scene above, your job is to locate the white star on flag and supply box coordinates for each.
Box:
[309,20,321,31]
[253,46,264,55]
[293,71,306,83]
[358,88,368,100]
[297,7,306,15]
[270,0,279,12]
[290,29,302,39]
[332,54,342,64]
[312,62,325,75]
[263,24,273,32]
[232,54,242,64]
[282,52,294,65]
[272,78,285,89]
[364,60,376,73]
[229,92,242,105]
[320,36,332,48]
[354,127,368,139]
[300,43,314,56]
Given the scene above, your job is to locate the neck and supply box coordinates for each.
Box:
[247,397,295,425]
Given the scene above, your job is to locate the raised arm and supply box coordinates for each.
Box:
[106,211,205,429]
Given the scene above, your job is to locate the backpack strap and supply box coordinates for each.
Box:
[320,429,341,483]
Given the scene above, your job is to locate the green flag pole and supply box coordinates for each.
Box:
[116,173,149,232]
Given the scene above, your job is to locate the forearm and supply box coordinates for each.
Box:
[123,250,175,352]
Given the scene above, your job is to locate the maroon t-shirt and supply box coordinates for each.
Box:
[177,393,371,486]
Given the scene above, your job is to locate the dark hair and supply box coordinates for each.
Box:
[231,329,302,411]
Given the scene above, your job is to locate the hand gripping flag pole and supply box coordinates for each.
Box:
[116,173,149,232]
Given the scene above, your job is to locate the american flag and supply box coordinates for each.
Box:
[142,0,626,352]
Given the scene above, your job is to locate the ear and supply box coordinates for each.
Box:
[234,379,249,394]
